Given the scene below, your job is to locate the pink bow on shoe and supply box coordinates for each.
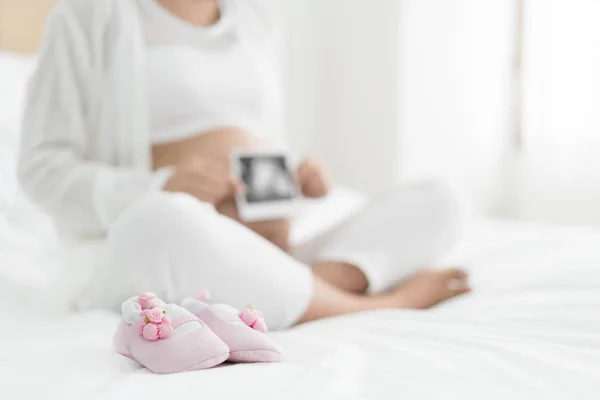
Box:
[133,307,174,341]
[239,307,268,333]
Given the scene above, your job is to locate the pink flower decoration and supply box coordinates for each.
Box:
[196,289,210,302]
[142,307,166,324]
[158,323,174,339]
[239,308,257,326]
[138,292,159,310]
[143,323,160,341]
[239,307,268,333]
[137,307,174,341]
[252,319,268,333]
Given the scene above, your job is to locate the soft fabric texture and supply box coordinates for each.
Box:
[85,182,462,330]
[114,294,230,374]
[0,51,63,308]
[18,0,461,326]
[181,297,283,363]
[17,0,280,304]
[18,0,278,240]
[140,0,281,144]
[4,219,600,399]
[0,51,37,210]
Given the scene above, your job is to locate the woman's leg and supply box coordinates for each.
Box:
[299,267,470,323]
[311,261,370,293]
[300,182,470,302]
[99,192,434,329]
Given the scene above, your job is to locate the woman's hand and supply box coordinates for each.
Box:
[217,197,291,252]
[164,156,243,205]
[296,158,330,198]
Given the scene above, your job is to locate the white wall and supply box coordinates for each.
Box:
[281,0,402,194]
[397,0,517,214]
[281,1,516,212]
[279,2,319,157]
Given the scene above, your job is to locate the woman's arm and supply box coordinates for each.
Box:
[18,7,167,236]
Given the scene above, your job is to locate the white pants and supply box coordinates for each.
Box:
[87,183,463,330]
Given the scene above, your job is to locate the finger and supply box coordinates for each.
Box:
[442,268,469,279]
[194,177,238,203]
[304,179,328,198]
[296,163,315,189]
[443,268,471,292]
[222,177,244,198]
[180,165,230,188]
[446,278,471,293]
[302,158,323,173]
[199,180,233,201]
[297,160,315,175]
[198,171,229,187]
[182,184,216,204]
[231,178,246,195]
[184,180,227,204]
[448,286,472,297]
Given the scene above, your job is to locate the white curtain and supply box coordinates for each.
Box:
[520,0,600,224]
[397,0,516,215]
[398,0,600,224]
[281,0,600,225]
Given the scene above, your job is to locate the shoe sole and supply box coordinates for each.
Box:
[229,350,284,363]
[180,352,230,373]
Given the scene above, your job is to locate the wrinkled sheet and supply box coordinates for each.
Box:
[2,219,600,400]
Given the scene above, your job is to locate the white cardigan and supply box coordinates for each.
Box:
[18,0,278,241]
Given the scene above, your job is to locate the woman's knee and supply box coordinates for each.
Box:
[109,192,214,240]
[104,192,218,278]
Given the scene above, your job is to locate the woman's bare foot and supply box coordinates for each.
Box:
[297,269,470,325]
[388,268,471,309]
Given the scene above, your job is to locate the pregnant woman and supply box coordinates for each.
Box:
[19,0,470,330]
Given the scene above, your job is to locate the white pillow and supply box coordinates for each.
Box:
[0,51,37,209]
[0,52,62,310]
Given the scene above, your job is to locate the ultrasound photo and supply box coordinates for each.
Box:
[239,155,296,204]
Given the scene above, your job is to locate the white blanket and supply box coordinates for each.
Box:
[2,219,599,400]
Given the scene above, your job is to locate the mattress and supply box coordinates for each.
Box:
[2,219,599,400]
[2,50,597,400]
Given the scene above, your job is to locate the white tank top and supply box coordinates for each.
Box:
[138,0,281,145]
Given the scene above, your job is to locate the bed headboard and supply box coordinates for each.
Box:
[0,0,60,53]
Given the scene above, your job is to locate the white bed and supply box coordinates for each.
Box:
[1,219,599,400]
[1,5,599,399]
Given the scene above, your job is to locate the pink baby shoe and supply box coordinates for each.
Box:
[181,290,284,363]
[113,292,230,374]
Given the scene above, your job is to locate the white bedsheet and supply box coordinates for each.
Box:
[2,219,600,400]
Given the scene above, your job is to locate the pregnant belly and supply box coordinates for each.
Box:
[151,128,261,169]
[151,128,291,251]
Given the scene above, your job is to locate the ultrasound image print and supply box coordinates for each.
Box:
[239,155,296,204]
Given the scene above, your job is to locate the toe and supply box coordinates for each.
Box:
[442,267,469,279]
[443,268,471,294]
